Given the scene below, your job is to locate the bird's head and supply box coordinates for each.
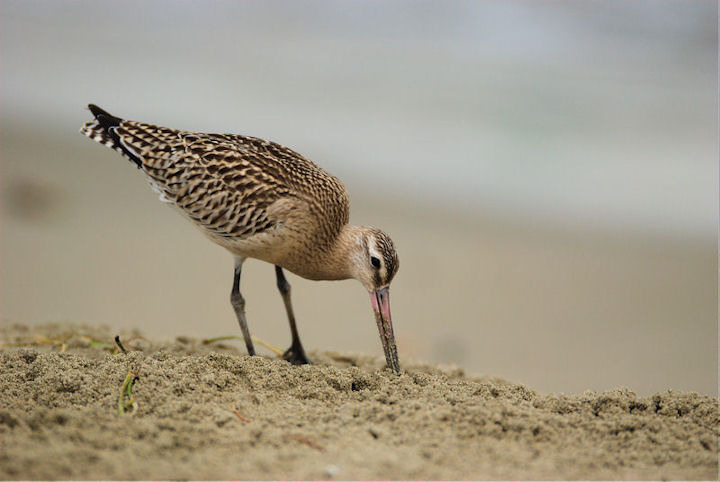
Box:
[349,227,399,292]
[347,227,400,375]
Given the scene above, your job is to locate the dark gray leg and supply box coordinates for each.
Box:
[231,257,255,356]
[275,266,310,365]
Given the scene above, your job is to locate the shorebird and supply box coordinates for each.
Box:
[80,105,400,374]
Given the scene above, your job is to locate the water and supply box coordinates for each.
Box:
[2,0,716,239]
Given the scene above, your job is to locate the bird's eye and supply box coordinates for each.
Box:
[370,256,381,269]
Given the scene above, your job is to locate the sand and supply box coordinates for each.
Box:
[0,323,717,481]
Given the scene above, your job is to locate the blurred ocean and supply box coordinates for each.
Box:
[3,0,717,237]
[1,1,717,395]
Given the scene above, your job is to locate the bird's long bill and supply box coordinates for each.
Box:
[370,287,400,375]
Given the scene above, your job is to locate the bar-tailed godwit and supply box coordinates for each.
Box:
[80,105,400,374]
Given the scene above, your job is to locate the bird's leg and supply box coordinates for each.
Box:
[230,257,255,356]
[275,266,311,365]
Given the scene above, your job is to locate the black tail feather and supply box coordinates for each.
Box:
[81,104,142,168]
[88,104,122,127]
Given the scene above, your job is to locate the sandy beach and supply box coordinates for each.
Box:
[1,323,717,480]
[1,4,717,479]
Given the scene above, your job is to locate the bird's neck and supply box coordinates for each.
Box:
[305,224,364,281]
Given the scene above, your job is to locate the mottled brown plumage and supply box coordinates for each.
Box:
[80,104,400,374]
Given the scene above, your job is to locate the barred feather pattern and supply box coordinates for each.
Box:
[79,119,119,151]
[80,114,351,270]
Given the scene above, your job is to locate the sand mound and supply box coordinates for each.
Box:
[0,323,717,480]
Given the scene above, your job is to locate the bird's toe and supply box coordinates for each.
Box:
[283,345,311,365]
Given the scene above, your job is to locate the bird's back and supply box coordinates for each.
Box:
[80,106,350,266]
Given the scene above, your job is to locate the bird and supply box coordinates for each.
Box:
[80,104,400,374]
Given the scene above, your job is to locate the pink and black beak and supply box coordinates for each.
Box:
[370,286,400,375]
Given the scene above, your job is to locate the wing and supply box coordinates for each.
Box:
[113,121,349,241]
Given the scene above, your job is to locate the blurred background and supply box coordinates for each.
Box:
[1,1,717,396]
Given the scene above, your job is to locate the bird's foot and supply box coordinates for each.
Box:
[283,343,311,365]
